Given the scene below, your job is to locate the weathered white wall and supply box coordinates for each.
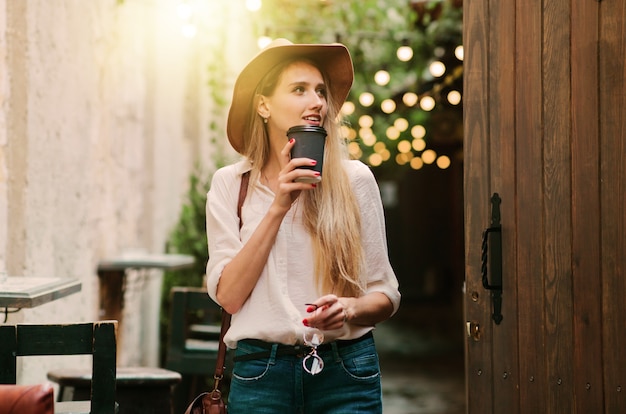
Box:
[0,0,254,385]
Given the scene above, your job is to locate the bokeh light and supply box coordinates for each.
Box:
[374,70,391,86]
[359,92,375,107]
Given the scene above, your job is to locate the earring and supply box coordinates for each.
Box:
[263,117,268,124]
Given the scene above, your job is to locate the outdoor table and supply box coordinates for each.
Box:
[0,276,82,322]
[96,253,195,326]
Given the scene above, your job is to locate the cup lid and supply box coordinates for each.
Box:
[286,125,327,135]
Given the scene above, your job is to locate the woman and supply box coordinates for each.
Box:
[205,38,401,413]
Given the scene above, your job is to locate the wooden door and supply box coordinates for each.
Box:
[463,0,625,412]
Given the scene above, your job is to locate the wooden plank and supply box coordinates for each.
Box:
[463,0,494,411]
[599,0,626,411]
[515,0,547,411]
[488,0,519,411]
[570,0,605,412]
[16,324,95,356]
[542,1,575,413]
[0,325,18,383]
[92,322,117,413]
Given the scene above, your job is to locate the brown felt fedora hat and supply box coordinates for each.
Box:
[226,38,354,154]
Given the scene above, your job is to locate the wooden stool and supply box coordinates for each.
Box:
[48,367,181,414]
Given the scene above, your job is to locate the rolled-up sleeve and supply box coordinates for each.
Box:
[205,162,249,305]
[349,161,401,314]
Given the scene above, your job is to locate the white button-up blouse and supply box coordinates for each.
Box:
[205,158,401,349]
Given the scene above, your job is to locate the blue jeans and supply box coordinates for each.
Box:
[228,333,382,414]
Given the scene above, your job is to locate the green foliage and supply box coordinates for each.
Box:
[164,167,212,282]
[250,0,463,178]
[158,164,219,364]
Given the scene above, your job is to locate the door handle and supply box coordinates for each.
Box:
[481,193,503,324]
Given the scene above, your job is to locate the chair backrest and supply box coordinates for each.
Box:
[0,383,54,414]
[0,321,117,414]
[165,287,222,374]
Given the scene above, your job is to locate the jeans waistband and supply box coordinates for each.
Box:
[234,331,373,362]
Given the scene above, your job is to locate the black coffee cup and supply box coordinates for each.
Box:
[287,125,327,183]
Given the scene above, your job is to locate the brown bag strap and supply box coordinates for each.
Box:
[212,171,250,389]
[237,171,250,231]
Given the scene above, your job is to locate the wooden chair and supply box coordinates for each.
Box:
[165,287,226,412]
[0,383,54,414]
[165,287,223,374]
[0,321,117,414]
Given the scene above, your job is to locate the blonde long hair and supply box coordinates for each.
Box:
[242,59,365,297]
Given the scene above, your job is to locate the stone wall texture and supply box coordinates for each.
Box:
[0,0,255,384]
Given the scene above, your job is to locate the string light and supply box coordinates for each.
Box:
[373,141,386,151]
[381,99,396,114]
[341,101,355,115]
[348,141,362,158]
[397,39,413,62]
[394,118,409,132]
[380,148,391,161]
[422,149,437,164]
[346,127,357,140]
[410,157,424,170]
[402,92,418,107]
[359,92,375,107]
[386,126,401,140]
[455,45,464,61]
[358,114,374,128]
[447,90,462,105]
[396,152,413,165]
[374,70,391,86]
[397,140,412,153]
[436,155,451,169]
[374,142,391,161]
[412,138,426,151]
[360,128,376,146]
[369,153,383,167]
[429,61,446,77]
[419,96,436,111]
[411,125,426,139]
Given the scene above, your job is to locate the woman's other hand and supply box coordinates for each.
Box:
[303,292,394,331]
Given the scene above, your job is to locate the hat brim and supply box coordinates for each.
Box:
[227,39,354,154]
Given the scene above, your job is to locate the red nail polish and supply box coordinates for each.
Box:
[310,160,317,165]
[311,183,317,188]
[314,172,321,176]
[289,138,295,144]
[302,319,309,326]
[306,306,315,313]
